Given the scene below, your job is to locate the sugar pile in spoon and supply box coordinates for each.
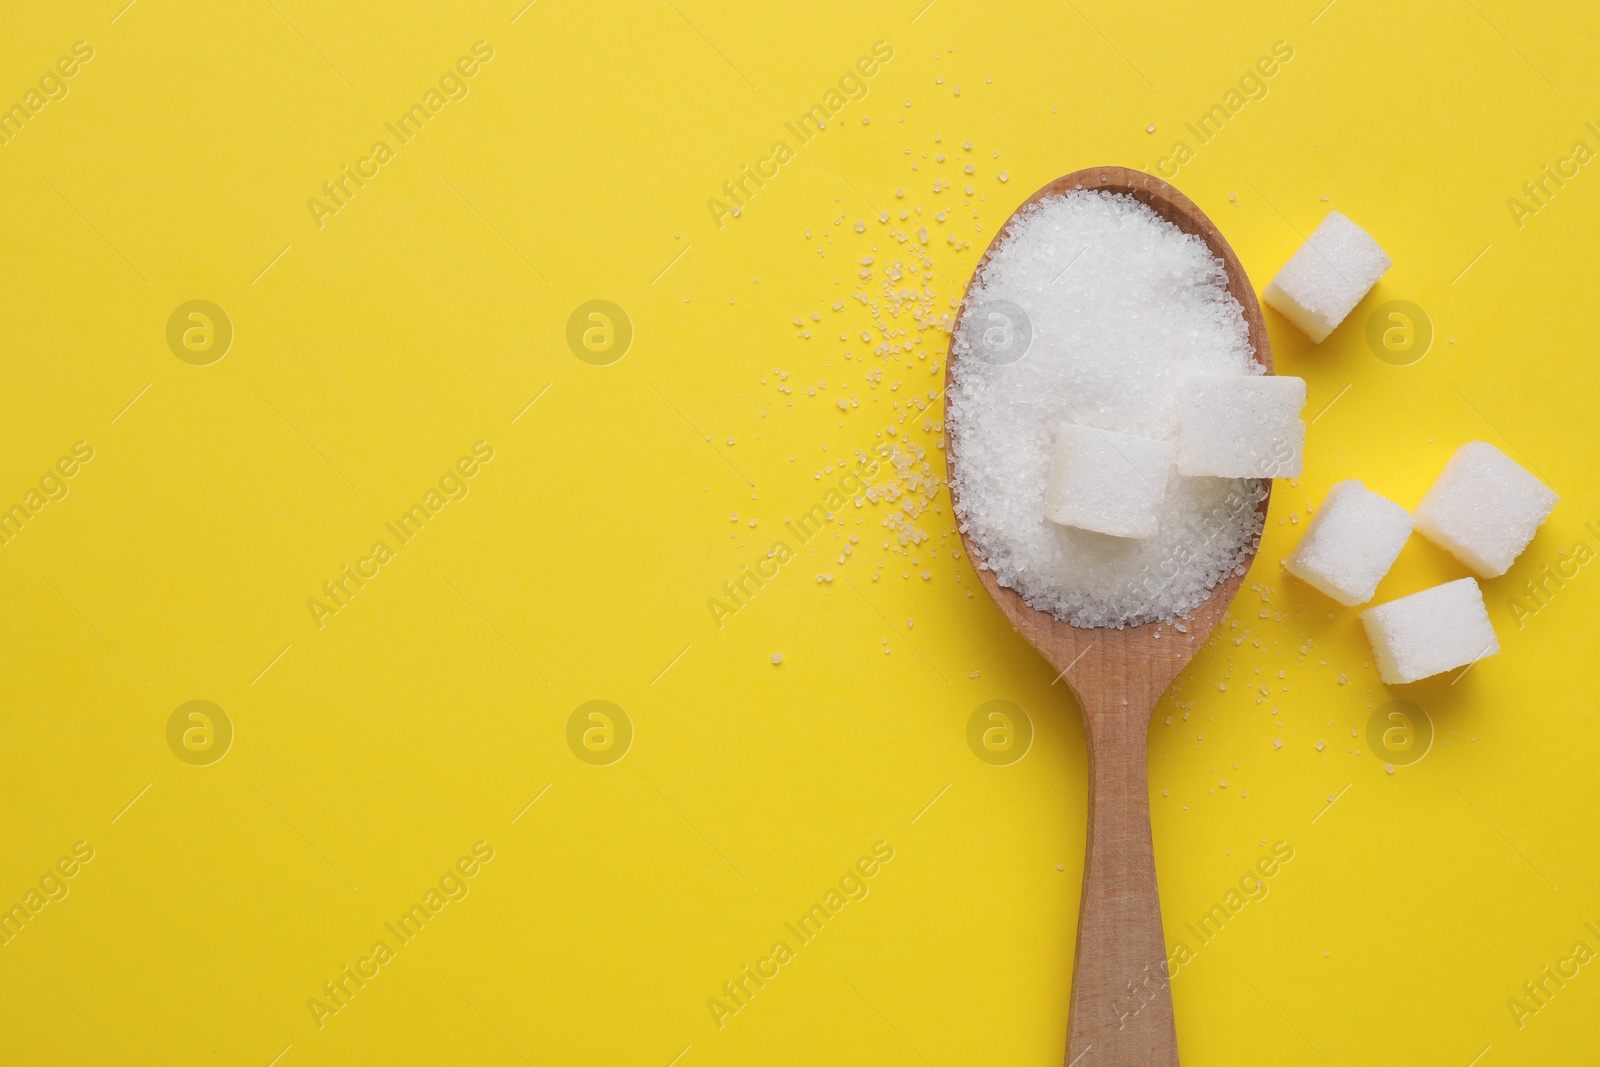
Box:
[947,189,1266,628]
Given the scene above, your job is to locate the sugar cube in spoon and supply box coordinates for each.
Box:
[1044,423,1175,539]
[1177,375,1306,478]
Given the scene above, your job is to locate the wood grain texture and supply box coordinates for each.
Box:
[943,166,1273,1067]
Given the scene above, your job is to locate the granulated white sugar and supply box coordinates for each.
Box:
[949,190,1266,628]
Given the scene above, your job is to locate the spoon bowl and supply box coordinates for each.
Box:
[944,166,1273,1067]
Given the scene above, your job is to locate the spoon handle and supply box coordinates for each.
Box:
[1065,696,1179,1067]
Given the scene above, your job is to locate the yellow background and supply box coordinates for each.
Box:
[2,1,1597,1063]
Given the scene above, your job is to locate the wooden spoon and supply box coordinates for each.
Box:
[944,166,1273,1067]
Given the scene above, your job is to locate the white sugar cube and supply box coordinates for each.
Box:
[1360,577,1499,684]
[1044,422,1174,539]
[1263,212,1392,343]
[1413,441,1557,578]
[1285,480,1413,606]
[1177,375,1306,478]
